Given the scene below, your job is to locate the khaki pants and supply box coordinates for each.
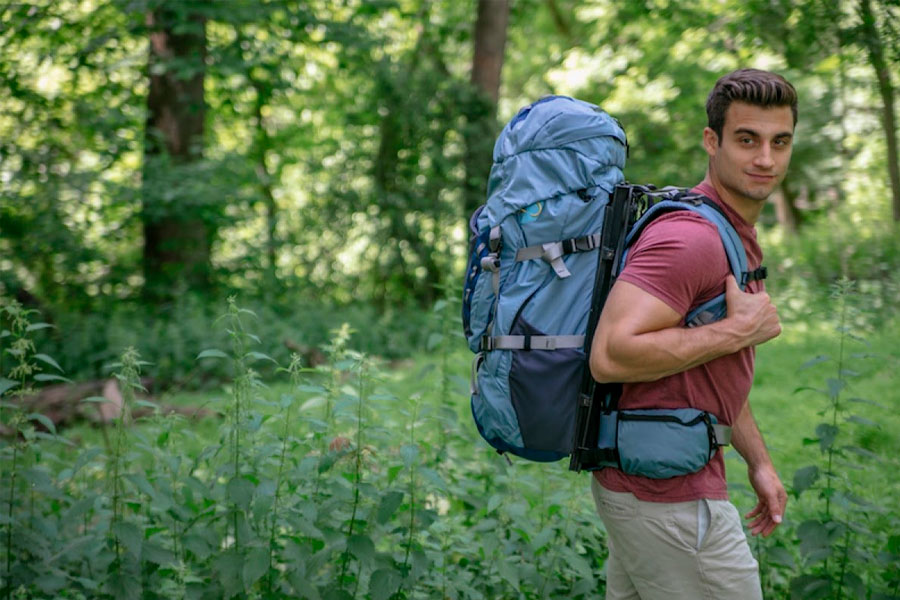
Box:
[591,477,763,600]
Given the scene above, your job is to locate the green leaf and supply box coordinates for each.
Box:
[767,545,794,568]
[348,534,375,565]
[797,520,830,558]
[196,349,228,360]
[142,540,176,566]
[376,491,404,524]
[843,445,879,461]
[799,355,830,370]
[487,494,502,514]
[426,332,443,351]
[227,476,255,511]
[246,351,276,363]
[400,443,418,468]
[793,386,827,397]
[846,414,878,428]
[847,397,886,409]
[497,557,520,588]
[790,575,832,600]
[792,465,819,496]
[826,377,845,400]
[33,353,64,372]
[81,395,111,404]
[27,412,57,434]
[815,423,839,452]
[369,568,402,600]
[243,546,270,587]
[213,549,244,598]
[0,378,18,396]
[25,322,54,332]
[112,521,143,558]
[104,570,141,600]
[34,373,72,383]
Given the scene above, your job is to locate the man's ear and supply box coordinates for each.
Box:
[703,127,718,157]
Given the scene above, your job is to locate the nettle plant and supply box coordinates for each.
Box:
[0,299,72,599]
[778,280,899,599]
[0,295,612,599]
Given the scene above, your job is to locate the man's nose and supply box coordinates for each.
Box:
[754,145,775,170]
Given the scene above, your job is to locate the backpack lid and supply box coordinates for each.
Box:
[485,96,627,225]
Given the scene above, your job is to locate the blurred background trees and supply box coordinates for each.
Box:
[1,0,898,378]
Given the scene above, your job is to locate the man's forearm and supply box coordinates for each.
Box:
[731,400,774,471]
[591,319,742,382]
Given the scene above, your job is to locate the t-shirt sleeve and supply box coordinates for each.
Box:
[616,212,729,317]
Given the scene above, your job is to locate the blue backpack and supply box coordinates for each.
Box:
[462,96,764,473]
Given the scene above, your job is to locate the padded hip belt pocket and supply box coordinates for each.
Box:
[607,408,718,479]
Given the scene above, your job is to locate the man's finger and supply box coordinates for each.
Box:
[744,502,764,519]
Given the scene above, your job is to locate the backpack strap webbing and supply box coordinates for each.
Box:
[480,334,585,352]
[514,234,603,278]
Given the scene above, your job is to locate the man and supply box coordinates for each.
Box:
[589,69,796,598]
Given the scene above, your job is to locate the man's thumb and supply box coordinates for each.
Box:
[725,274,740,295]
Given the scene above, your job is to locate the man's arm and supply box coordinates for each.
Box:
[589,275,781,383]
[732,400,787,536]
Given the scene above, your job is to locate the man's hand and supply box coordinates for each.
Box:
[744,463,787,537]
[724,275,781,348]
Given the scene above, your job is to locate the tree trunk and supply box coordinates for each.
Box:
[774,180,802,234]
[142,5,210,300]
[463,0,510,221]
[859,0,900,221]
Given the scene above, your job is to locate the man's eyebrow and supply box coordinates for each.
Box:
[732,128,793,139]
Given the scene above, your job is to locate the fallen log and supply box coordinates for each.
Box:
[1,377,216,436]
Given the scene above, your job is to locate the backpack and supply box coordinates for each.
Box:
[462,96,765,472]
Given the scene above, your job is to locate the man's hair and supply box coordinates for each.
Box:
[706,69,798,142]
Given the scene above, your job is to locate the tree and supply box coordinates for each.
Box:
[141,2,212,300]
[463,0,510,221]
[858,0,900,221]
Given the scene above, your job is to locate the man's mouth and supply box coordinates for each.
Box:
[747,173,776,182]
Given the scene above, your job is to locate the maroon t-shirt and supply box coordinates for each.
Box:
[593,182,764,502]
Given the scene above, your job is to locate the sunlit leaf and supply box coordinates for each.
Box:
[196,349,228,360]
[27,412,56,434]
[33,353,64,372]
[34,373,72,383]
[0,378,19,396]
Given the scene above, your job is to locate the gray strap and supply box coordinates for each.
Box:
[712,424,731,447]
[515,234,603,279]
[481,334,585,351]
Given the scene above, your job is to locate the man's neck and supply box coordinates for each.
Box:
[701,173,764,226]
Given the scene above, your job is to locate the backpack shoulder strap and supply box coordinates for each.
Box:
[621,190,764,327]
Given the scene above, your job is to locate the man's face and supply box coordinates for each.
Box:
[704,101,795,204]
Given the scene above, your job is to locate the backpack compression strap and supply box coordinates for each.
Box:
[514,233,602,279]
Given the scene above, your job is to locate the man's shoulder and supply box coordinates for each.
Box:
[635,209,723,255]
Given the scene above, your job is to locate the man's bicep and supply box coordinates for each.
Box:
[597,280,683,338]
[589,280,684,381]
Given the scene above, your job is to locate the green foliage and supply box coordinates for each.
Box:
[2,0,897,315]
[744,280,900,599]
[1,297,608,599]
